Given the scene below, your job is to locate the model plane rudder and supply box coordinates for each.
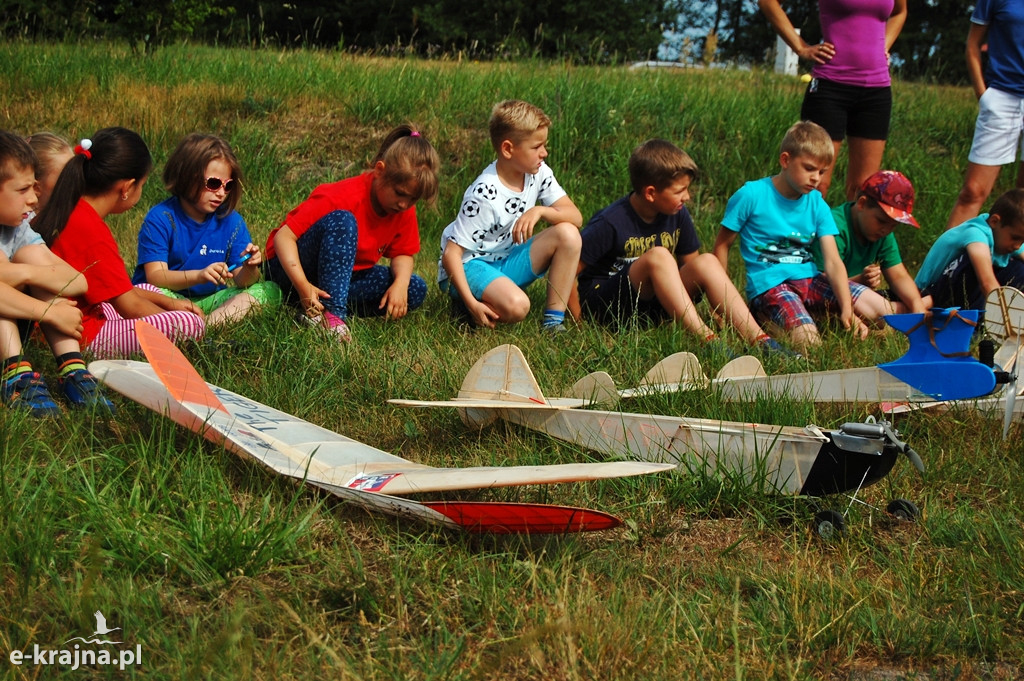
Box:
[134,321,228,413]
[456,344,548,427]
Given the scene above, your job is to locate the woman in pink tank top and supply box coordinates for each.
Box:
[758,0,909,200]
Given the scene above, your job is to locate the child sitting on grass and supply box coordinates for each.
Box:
[712,121,893,352]
[570,139,799,358]
[263,125,439,345]
[811,170,926,314]
[133,133,280,325]
[33,127,206,359]
[916,188,1024,310]
[0,129,114,416]
[439,100,582,333]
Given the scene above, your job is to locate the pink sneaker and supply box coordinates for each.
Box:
[321,310,352,344]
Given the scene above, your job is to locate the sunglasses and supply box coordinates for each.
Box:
[204,176,236,192]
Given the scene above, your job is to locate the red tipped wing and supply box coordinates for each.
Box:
[422,501,621,534]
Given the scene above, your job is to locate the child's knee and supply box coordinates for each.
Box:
[639,246,677,268]
[492,289,531,322]
[548,221,582,251]
[789,322,821,348]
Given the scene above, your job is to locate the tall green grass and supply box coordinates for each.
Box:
[1,41,1022,679]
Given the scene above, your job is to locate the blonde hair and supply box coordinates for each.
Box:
[780,121,834,164]
[371,124,441,204]
[489,100,551,152]
[628,139,699,194]
[27,132,72,182]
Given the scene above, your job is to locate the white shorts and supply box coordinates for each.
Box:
[968,87,1024,166]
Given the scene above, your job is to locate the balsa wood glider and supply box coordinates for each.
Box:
[89,322,674,534]
[390,345,924,505]
[621,290,1024,412]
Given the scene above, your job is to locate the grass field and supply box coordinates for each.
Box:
[1,42,1022,679]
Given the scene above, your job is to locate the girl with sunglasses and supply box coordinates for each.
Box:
[132,133,280,325]
[33,127,206,359]
[263,124,440,344]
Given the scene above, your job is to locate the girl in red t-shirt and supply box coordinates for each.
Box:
[33,127,206,358]
[263,125,440,344]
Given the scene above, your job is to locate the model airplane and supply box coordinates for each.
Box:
[89,322,675,534]
[877,286,1024,439]
[613,289,1024,427]
[391,344,925,535]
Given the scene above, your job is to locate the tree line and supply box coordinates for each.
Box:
[1,0,978,83]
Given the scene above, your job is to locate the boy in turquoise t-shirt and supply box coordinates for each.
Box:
[713,121,893,351]
[812,170,925,314]
[917,188,1024,310]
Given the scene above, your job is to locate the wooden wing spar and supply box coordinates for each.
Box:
[89,322,674,534]
[391,344,924,499]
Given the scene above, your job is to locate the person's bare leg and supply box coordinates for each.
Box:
[947,163,1002,229]
[844,137,886,201]
[206,293,259,326]
[790,322,822,351]
[529,222,581,312]
[679,253,766,344]
[816,140,844,198]
[480,277,531,324]
[629,248,712,337]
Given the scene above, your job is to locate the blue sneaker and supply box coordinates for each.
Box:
[59,368,116,414]
[2,371,61,418]
[759,337,803,360]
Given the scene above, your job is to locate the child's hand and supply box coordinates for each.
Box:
[469,299,500,329]
[300,285,330,317]
[239,243,262,268]
[860,264,882,289]
[200,262,233,286]
[42,298,84,339]
[174,298,205,319]
[843,312,870,340]
[511,207,545,244]
[379,284,408,320]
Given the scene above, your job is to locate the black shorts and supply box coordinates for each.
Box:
[921,255,1024,310]
[578,265,702,327]
[801,77,892,141]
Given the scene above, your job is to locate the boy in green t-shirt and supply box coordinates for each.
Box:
[812,170,925,314]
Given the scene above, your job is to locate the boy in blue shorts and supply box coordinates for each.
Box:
[917,188,1024,310]
[811,170,926,314]
[570,138,798,358]
[438,100,582,332]
[0,130,114,416]
[713,121,892,351]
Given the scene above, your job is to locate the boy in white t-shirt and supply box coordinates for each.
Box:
[438,100,582,332]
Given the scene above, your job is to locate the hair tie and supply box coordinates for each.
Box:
[74,139,92,160]
[410,131,420,137]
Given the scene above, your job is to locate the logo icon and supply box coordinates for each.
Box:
[64,611,122,645]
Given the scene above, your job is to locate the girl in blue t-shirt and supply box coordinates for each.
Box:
[134,134,280,325]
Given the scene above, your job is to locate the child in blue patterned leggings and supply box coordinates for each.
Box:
[263,125,440,344]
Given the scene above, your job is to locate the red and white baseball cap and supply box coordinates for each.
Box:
[860,170,919,228]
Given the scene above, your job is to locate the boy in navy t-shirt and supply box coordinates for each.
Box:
[571,139,797,357]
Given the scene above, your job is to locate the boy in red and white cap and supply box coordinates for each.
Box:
[812,170,926,314]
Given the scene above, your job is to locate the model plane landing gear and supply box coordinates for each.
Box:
[813,509,846,539]
[886,498,921,521]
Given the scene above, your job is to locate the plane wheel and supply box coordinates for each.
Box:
[886,498,920,522]
[813,509,845,540]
